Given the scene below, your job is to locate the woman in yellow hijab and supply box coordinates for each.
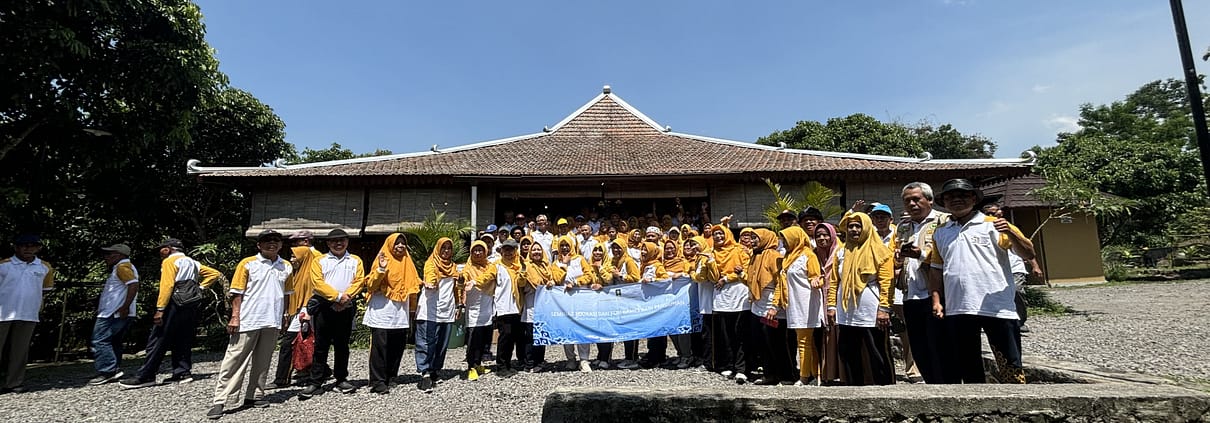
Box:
[460,241,493,381]
[413,237,459,391]
[746,228,793,385]
[706,223,754,381]
[600,241,641,369]
[364,233,421,394]
[778,226,825,385]
[552,236,596,372]
[521,242,553,372]
[683,236,718,370]
[825,212,895,386]
[474,237,524,373]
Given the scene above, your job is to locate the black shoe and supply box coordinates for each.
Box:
[333,381,356,394]
[164,373,194,384]
[265,380,289,390]
[206,404,224,419]
[753,377,780,386]
[89,371,124,386]
[243,399,269,408]
[118,377,157,389]
[298,384,323,399]
[418,375,434,392]
[370,383,390,394]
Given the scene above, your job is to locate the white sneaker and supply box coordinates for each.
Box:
[579,360,593,373]
[735,373,749,384]
[720,370,734,378]
[793,380,804,386]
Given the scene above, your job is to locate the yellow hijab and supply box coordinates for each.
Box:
[462,240,491,282]
[709,224,745,279]
[779,226,813,280]
[425,237,458,280]
[662,238,688,274]
[838,212,893,311]
[555,235,581,260]
[376,233,421,303]
[525,242,553,287]
[744,228,782,300]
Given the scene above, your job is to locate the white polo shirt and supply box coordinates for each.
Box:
[927,211,1021,320]
[318,252,361,294]
[0,256,55,322]
[97,259,139,318]
[230,254,293,332]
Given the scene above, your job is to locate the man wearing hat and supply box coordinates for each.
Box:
[121,238,224,389]
[925,178,1035,384]
[268,230,320,389]
[798,207,824,235]
[0,234,55,393]
[777,209,799,230]
[207,230,292,419]
[299,228,365,397]
[89,244,138,385]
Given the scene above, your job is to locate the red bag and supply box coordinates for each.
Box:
[292,324,315,371]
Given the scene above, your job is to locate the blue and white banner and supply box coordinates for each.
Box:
[532,278,699,345]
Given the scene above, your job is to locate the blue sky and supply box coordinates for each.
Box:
[196,0,1210,159]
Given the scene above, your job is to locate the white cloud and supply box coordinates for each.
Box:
[1044,115,1080,133]
[1031,84,1051,94]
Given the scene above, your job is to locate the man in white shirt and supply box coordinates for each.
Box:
[208,230,292,419]
[577,224,598,259]
[895,183,947,384]
[0,234,54,393]
[299,229,364,398]
[531,215,555,261]
[89,244,138,385]
[926,179,1035,384]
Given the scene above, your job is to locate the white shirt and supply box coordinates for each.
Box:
[0,256,54,322]
[97,259,138,318]
[531,230,555,261]
[318,252,360,294]
[578,236,598,260]
[230,254,292,332]
[416,276,457,323]
[712,276,751,313]
[492,263,520,317]
[833,249,883,328]
[363,291,411,329]
[784,255,824,329]
[929,211,1019,320]
[901,210,943,301]
[692,259,715,315]
[1009,250,1027,275]
[465,286,494,328]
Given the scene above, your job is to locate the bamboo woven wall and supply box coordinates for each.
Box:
[246,188,365,237]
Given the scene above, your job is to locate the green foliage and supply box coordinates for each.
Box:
[1034,78,1209,247]
[1101,245,1139,281]
[1027,168,1138,240]
[761,179,846,229]
[294,142,392,164]
[401,212,474,272]
[1022,287,1074,316]
[757,114,995,159]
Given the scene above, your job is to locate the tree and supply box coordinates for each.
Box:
[1035,78,1209,247]
[756,114,995,159]
[295,142,392,164]
[761,179,846,230]
[0,0,223,162]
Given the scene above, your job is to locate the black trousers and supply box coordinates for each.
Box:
[136,302,197,380]
[465,326,492,368]
[494,314,522,369]
[837,325,893,386]
[694,315,712,369]
[595,342,613,362]
[712,311,748,373]
[521,322,543,366]
[945,314,1022,384]
[273,330,298,383]
[368,328,407,385]
[310,301,354,383]
[623,340,639,361]
[903,299,948,383]
[760,319,797,382]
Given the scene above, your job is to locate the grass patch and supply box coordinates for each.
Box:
[1023,286,1074,316]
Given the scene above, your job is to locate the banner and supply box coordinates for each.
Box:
[532,278,698,345]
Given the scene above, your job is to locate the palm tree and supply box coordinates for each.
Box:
[762,179,846,230]
[400,211,474,271]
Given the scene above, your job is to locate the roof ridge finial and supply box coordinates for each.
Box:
[602,85,611,94]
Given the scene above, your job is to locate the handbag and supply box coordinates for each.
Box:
[171,276,204,306]
[292,321,315,371]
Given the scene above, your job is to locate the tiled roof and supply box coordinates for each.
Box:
[980,174,1052,208]
[194,88,1033,179]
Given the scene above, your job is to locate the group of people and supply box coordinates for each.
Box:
[0,178,1038,420]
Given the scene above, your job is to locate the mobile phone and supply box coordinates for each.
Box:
[760,316,780,328]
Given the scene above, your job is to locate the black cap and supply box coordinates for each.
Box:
[938,178,983,206]
[777,209,797,220]
[326,229,350,239]
[13,234,41,245]
[256,229,283,242]
[798,206,824,220]
[157,238,185,250]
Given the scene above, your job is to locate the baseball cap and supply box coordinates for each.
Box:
[485,224,498,233]
[156,238,185,250]
[869,203,893,216]
[100,244,132,256]
[13,234,41,245]
[556,218,569,225]
[289,230,314,240]
[645,226,661,235]
[500,239,519,249]
[257,229,284,242]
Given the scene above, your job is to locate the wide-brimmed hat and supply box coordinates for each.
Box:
[798,207,824,220]
[777,209,797,220]
[325,229,350,239]
[256,229,283,242]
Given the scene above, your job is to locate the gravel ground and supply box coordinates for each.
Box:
[3,280,1206,422]
[1022,279,1210,383]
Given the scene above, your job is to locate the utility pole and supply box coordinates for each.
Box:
[1169,0,1210,194]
